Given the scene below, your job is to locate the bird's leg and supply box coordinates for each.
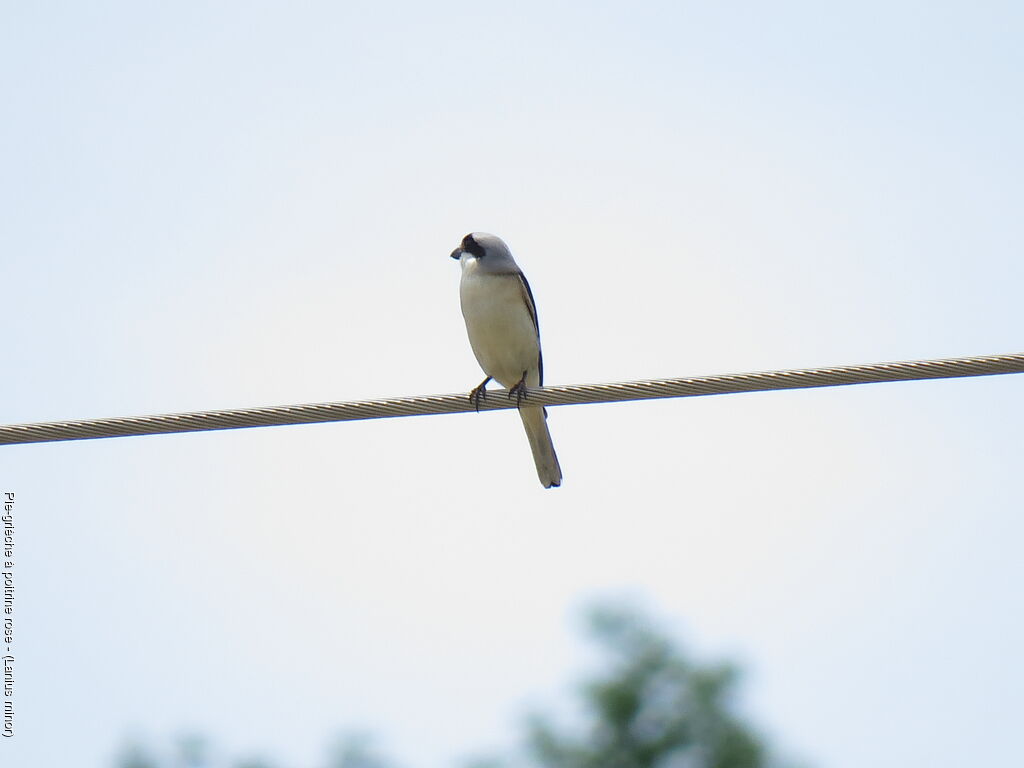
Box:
[507,370,529,406]
[469,376,492,412]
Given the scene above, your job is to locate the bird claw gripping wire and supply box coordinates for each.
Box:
[469,376,492,412]
[508,371,529,407]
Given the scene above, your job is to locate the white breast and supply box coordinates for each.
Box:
[459,263,541,389]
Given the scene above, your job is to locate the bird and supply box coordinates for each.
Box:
[450,232,562,488]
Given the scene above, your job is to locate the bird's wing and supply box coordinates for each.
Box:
[515,271,544,385]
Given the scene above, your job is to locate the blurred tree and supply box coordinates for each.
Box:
[116,741,158,768]
[526,604,779,768]
[324,732,396,768]
[114,733,211,768]
[235,759,278,768]
[112,602,797,768]
[178,733,209,768]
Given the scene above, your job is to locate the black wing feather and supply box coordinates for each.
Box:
[515,271,544,386]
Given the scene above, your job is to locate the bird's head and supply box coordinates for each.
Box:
[450,232,518,273]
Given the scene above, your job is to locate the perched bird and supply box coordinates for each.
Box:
[450,233,562,488]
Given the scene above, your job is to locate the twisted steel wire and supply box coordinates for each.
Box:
[1,352,1021,446]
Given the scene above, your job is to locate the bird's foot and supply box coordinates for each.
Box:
[469,376,492,412]
[507,370,529,407]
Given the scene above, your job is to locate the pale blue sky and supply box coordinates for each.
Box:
[2,3,1022,767]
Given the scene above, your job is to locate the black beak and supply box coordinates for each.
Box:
[450,248,463,260]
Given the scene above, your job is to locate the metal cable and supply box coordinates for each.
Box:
[2,352,1021,446]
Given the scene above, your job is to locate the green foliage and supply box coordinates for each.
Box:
[527,604,772,768]
[116,742,158,768]
[112,602,794,768]
[235,759,278,768]
[325,732,396,768]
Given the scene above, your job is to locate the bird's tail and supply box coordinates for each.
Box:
[519,406,562,488]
